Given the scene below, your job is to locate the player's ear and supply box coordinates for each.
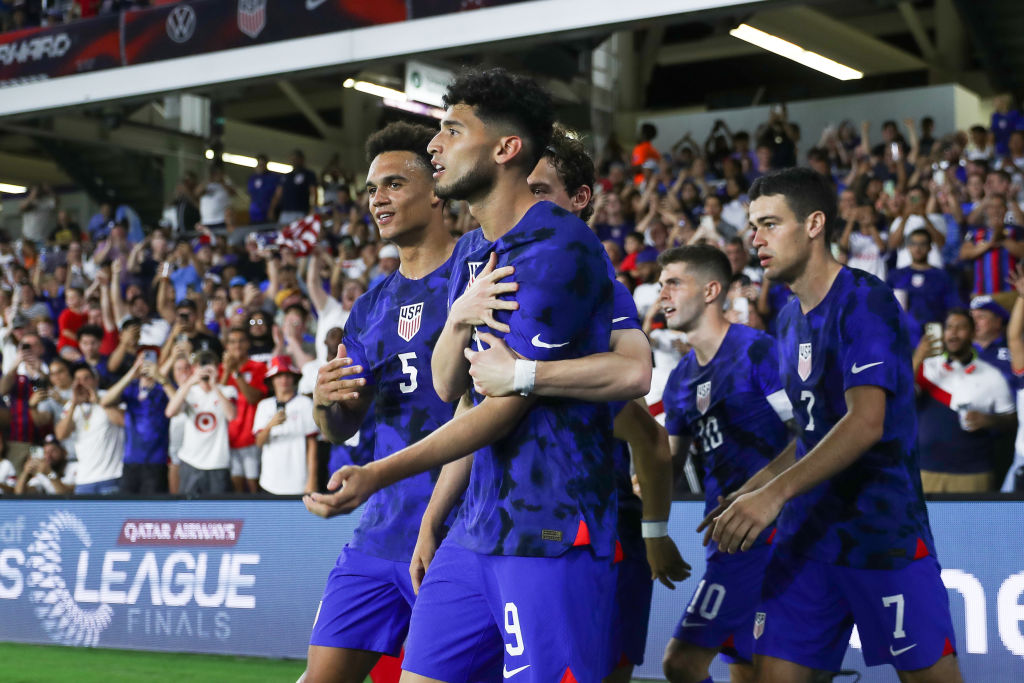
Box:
[494,135,524,167]
[570,185,592,214]
[805,210,827,240]
[704,279,721,304]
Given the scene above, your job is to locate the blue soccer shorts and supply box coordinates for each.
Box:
[673,544,772,664]
[611,549,654,669]
[309,546,416,656]
[403,539,616,683]
[754,548,957,672]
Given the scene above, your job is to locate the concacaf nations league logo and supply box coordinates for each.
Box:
[25,511,113,646]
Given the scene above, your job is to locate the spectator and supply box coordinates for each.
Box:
[724,236,760,283]
[1002,264,1024,491]
[590,192,632,248]
[305,249,350,363]
[169,242,214,303]
[246,310,275,362]
[167,173,201,237]
[252,356,317,495]
[164,349,237,495]
[367,243,400,289]
[631,122,661,186]
[101,353,173,494]
[13,436,75,495]
[13,283,53,322]
[161,299,222,362]
[165,353,193,494]
[221,327,268,494]
[914,308,1016,492]
[0,332,57,474]
[54,364,125,495]
[0,433,15,494]
[299,326,343,397]
[840,203,887,280]
[700,194,739,241]
[19,184,58,246]
[276,303,315,368]
[248,154,280,224]
[56,286,87,351]
[970,296,1013,382]
[889,185,946,269]
[196,164,236,232]
[270,149,318,224]
[72,324,111,386]
[992,94,1024,157]
[51,210,84,247]
[961,194,1017,295]
[632,248,661,317]
[888,231,958,331]
[87,202,114,242]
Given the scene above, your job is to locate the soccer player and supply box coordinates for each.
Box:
[307,68,640,682]
[430,126,689,683]
[709,168,961,682]
[301,121,460,683]
[655,244,793,683]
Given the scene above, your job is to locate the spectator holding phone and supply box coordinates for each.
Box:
[0,331,56,475]
[253,356,317,495]
[102,352,174,494]
[165,349,237,495]
[14,436,75,495]
[55,365,124,495]
[221,327,268,493]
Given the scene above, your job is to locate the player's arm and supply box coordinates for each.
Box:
[615,399,690,589]
[304,392,534,517]
[1007,264,1024,372]
[312,343,373,443]
[711,385,885,553]
[410,393,475,592]
[467,328,652,402]
[432,253,518,402]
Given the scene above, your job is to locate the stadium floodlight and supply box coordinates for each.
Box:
[729,23,863,81]
[0,182,28,194]
[382,98,444,120]
[204,150,294,174]
[343,78,407,101]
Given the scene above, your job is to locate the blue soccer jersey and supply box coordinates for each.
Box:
[611,281,645,552]
[775,267,936,569]
[445,202,617,558]
[887,266,958,329]
[663,324,792,559]
[342,255,458,562]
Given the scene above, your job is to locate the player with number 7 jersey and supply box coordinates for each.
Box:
[302,122,468,683]
[657,245,794,683]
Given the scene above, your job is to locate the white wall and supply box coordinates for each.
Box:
[636,83,986,154]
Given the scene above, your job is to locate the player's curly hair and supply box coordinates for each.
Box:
[443,67,555,171]
[544,125,596,221]
[365,121,436,173]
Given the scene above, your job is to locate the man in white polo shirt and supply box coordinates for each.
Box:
[54,364,125,495]
[253,355,318,495]
[165,350,237,495]
[913,307,1017,492]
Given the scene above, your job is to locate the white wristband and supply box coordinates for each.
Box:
[512,359,536,396]
[641,520,669,539]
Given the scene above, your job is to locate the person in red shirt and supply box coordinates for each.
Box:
[632,122,662,185]
[57,286,87,351]
[220,326,267,493]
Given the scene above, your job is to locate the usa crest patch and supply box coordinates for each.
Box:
[797,342,812,382]
[238,0,266,39]
[753,611,766,639]
[398,302,424,342]
[696,381,711,415]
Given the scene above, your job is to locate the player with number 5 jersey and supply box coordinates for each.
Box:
[709,168,960,682]
[657,245,793,683]
[301,122,466,683]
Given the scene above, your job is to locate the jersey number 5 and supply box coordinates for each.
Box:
[398,352,418,393]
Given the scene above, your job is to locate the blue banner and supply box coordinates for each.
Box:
[0,499,1021,680]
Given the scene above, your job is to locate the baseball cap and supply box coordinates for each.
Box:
[969,295,1010,322]
[265,355,301,379]
[229,276,247,288]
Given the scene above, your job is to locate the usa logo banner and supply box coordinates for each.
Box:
[275,214,320,256]
[398,302,424,342]
[238,0,267,39]
[798,342,813,381]
[696,381,711,415]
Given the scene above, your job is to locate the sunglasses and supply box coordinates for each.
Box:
[249,319,266,326]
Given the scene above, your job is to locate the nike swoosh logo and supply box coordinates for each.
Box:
[503,664,531,678]
[851,361,883,374]
[305,0,327,8]
[612,316,629,323]
[890,643,917,657]
[531,334,570,348]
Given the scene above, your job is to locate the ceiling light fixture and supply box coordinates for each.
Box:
[0,182,28,194]
[729,23,863,81]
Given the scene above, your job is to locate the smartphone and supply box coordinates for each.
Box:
[161,263,171,277]
[143,350,158,364]
[29,446,44,461]
[924,322,943,355]
[890,142,901,162]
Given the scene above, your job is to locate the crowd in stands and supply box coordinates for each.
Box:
[0,1,162,33]
[3,93,1024,498]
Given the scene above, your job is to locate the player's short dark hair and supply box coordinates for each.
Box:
[543,125,596,221]
[946,306,975,332]
[77,324,104,342]
[365,121,436,174]
[443,67,555,171]
[749,167,839,242]
[658,244,732,303]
